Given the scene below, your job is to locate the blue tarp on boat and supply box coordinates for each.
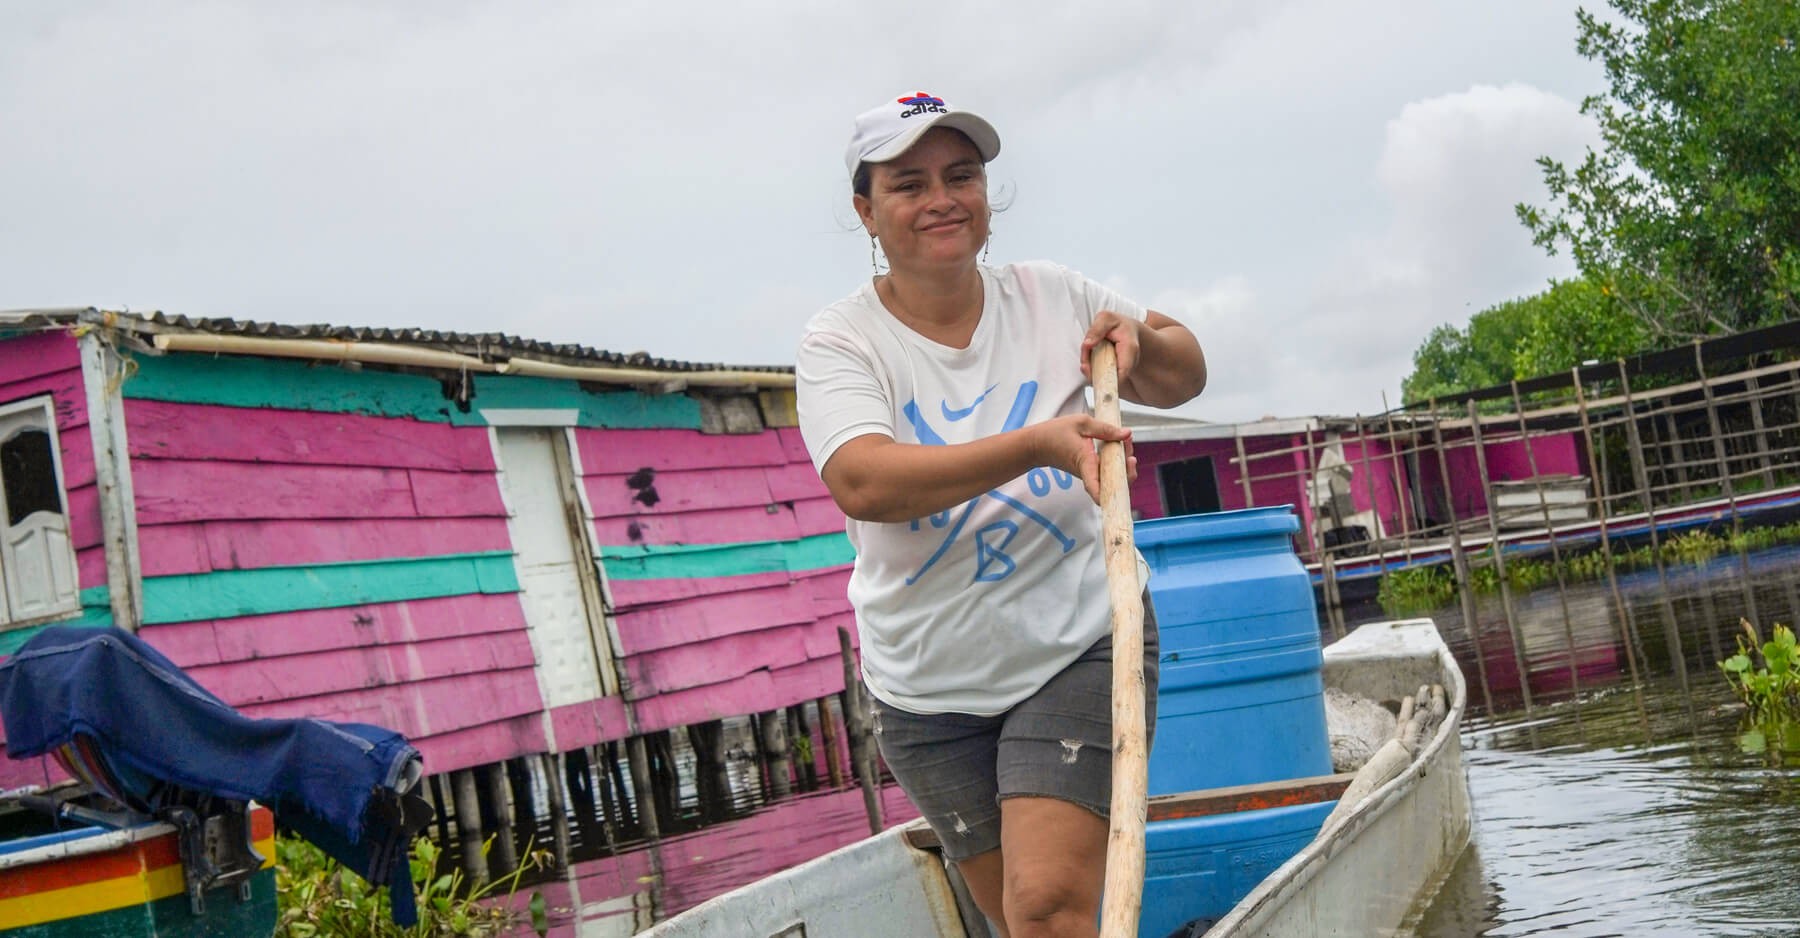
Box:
[0,625,429,924]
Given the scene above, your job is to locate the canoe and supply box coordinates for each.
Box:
[0,795,277,937]
[638,617,1471,938]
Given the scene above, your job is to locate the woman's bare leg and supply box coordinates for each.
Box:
[956,848,1011,938]
[999,796,1109,938]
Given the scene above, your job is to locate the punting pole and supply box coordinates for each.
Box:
[1090,341,1147,938]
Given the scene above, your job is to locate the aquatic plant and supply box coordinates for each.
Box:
[276,833,550,938]
[1718,619,1800,757]
[1374,521,1800,615]
[1375,566,1458,614]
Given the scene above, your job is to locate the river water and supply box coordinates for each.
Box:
[1371,543,1800,937]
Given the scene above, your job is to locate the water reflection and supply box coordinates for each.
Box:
[1355,544,1800,936]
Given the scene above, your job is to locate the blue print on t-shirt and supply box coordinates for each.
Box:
[899,381,1079,585]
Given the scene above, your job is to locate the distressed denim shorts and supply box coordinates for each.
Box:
[870,595,1160,861]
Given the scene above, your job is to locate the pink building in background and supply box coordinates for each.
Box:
[1123,411,1588,572]
[0,309,910,935]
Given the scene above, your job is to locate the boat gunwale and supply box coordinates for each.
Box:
[0,801,274,871]
[1204,629,1470,935]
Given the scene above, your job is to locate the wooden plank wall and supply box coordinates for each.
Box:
[0,330,97,791]
[121,395,551,772]
[578,425,856,740]
[4,349,859,779]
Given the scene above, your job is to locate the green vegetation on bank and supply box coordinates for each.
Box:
[275,834,550,938]
[1375,521,1800,615]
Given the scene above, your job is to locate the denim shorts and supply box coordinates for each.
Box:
[870,595,1160,861]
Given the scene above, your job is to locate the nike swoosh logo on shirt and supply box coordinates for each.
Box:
[941,385,999,422]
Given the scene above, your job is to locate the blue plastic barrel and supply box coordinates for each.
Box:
[1136,506,1331,796]
[1137,800,1336,938]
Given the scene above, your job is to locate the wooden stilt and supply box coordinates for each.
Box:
[790,704,819,792]
[817,696,846,789]
[626,735,663,842]
[645,731,679,831]
[451,769,490,885]
[565,746,603,852]
[688,720,731,823]
[756,711,792,799]
[483,762,519,875]
[600,741,627,844]
[839,627,883,836]
[428,773,453,850]
[544,753,572,872]
[506,757,535,861]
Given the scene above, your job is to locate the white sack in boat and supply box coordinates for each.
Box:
[1324,687,1396,772]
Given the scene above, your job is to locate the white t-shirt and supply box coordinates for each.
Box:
[796,261,1147,716]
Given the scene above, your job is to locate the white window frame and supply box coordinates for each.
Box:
[0,395,81,629]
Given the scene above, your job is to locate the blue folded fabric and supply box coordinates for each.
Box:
[0,625,426,925]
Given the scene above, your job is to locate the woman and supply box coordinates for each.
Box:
[795,91,1207,938]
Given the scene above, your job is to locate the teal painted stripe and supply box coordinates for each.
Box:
[120,352,704,429]
[0,594,114,656]
[137,551,520,624]
[599,532,854,580]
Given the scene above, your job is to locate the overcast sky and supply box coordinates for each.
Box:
[0,1,1607,422]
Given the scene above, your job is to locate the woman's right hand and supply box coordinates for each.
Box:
[1030,414,1134,505]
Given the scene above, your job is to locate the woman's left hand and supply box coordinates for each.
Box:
[1080,310,1142,385]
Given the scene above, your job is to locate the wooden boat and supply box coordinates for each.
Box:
[0,792,277,937]
[638,618,1471,938]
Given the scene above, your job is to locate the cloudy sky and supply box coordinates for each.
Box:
[0,1,1607,422]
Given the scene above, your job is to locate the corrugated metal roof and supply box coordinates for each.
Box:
[0,307,794,375]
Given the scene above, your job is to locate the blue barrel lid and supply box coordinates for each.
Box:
[1133,505,1300,548]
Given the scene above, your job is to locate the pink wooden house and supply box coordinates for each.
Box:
[0,308,914,935]
[1123,411,1587,569]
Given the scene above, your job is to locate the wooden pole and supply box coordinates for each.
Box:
[1233,426,1255,509]
[1467,401,1535,715]
[544,753,572,872]
[1510,380,1583,717]
[626,736,663,841]
[483,762,519,875]
[1747,372,1777,489]
[1694,343,1763,629]
[451,769,490,885]
[1354,415,1383,544]
[1618,362,1690,693]
[1380,393,1416,563]
[1571,369,1650,735]
[1430,404,1497,716]
[838,628,884,836]
[1090,341,1147,938]
[817,696,846,789]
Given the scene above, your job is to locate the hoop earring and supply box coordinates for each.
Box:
[870,235,888,275]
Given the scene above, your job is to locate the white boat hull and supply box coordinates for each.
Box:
[641,619,1470,938]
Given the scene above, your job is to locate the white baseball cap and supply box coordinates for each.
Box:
[844,91,1002,179]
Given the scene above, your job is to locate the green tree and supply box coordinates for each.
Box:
[1510,277,1648,377]
[1402,278,1648,403]
[1517,0,1800,341]
[1402,291,1539,403]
